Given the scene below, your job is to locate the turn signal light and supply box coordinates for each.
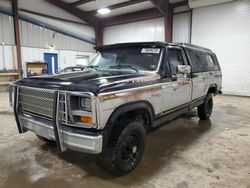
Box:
[80,116,93,124]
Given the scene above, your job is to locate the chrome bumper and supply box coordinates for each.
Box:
[19,115,103,154]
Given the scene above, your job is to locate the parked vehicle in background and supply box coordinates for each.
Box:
[10,42,222,175]
[57,65,85,74]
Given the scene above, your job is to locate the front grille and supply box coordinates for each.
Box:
[19,87,56,119]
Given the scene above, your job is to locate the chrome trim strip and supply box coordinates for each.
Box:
[64,92,68,124]
[15,86,24,132]
[56,92,66,151]
[98,80,163,96]
[98,71,222,97]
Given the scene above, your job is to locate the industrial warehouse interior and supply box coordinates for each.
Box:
[0,0,250,187]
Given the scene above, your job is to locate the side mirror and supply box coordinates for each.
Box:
[177,65,191,75]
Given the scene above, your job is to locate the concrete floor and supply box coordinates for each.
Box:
[0,92,250,188]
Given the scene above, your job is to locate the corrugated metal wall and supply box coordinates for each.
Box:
[191,0,250,96]
[19,19,94,52]
[0,12,95,51]
[103,14,191,45]
[0,12,96,76]
[173,12,191,43]
[0,13,15,45]
[103,18,165,45]
[0,45,14,70]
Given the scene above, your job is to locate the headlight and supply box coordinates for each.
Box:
[80,97,92,111]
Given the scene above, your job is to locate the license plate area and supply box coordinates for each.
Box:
[21,117,55,140]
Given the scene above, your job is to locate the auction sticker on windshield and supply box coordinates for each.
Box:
[141,48,160,54]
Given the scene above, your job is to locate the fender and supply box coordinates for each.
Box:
[102,100,155,146]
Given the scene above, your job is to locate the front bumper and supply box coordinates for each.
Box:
[19,115,103,154]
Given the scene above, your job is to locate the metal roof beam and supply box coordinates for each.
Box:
[149,0,168,15]
[87,0,148,15]
[70,0,95,7]
[171,0,188,8]
[19,8,90,26]
[0,6,96,44]
[45,0,98,27]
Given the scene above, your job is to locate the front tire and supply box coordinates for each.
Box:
[198,93,213,120]
[97,119,145,176]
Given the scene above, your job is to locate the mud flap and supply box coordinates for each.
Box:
[52,91,67,152]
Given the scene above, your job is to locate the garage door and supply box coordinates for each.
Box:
[191,0,250,96]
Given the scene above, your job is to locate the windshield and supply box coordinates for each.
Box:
[87,47,162,72]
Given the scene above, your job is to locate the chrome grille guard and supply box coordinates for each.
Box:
[11,85,97,152]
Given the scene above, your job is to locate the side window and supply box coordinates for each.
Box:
[188,50,206,72]
[186,49,217,72]
[205,54,215,70]
[211,54,221,71]
[168,48,184,74]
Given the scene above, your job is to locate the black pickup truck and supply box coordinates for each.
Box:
[10,42,222,175]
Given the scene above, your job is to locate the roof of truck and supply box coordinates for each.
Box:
[95,42,167,50]
[172,42,213,52]
[95,42,213,53]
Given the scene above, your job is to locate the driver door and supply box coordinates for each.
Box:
[161,47,192,113]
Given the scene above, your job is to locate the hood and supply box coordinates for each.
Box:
[15,70,160,95]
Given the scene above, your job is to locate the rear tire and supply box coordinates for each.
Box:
[198,93,213,120]
[97,119,145,176]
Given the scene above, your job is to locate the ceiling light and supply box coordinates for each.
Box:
[97,8,111,15]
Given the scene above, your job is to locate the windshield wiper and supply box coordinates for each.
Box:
[86,65,99,70]
[109,65,139,73]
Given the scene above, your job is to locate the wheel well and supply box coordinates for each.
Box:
[208,85,217,94]
[103,102,154,146]
[114,108,152,132]
[106,108,151,147]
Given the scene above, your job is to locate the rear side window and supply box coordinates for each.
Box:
[168,48,185,74]
[211,54,221,71]
[205,54,215,68]
[186,49,218,72]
